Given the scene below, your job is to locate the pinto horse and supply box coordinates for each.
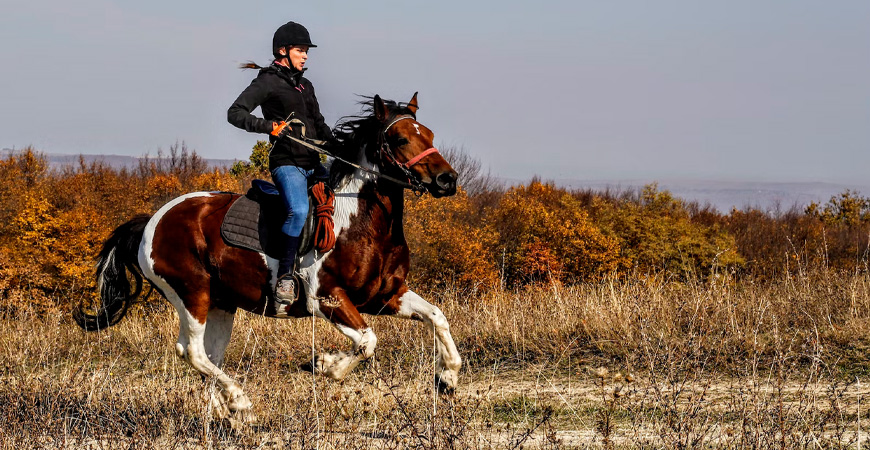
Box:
[74,94,461,422]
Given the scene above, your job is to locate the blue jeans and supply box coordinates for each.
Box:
[271,165,320,237]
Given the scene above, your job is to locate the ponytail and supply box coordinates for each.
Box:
[239,61,265,70]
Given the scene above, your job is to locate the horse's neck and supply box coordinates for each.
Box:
[332,156,405,239]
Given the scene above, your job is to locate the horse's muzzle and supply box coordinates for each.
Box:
[431,170,458,197]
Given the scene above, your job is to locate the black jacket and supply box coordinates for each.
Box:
[227,63,333,170]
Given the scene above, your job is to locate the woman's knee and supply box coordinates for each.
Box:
[284,207,307,236]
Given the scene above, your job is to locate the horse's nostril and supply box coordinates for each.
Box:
[436,171,457,189]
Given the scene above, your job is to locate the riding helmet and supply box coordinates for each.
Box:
[273,21,317,56]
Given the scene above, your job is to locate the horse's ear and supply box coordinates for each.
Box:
[374,95,387,122]
[407,92,419,116]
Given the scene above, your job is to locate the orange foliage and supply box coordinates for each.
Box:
[14,193,57,251]
[192,169,240,193]
[587,185,744,277]
[146,174,182,203]
[13,188,107,294]
[0,144,867,312]
[488,181,621,284]
[0,146,231,310]
[521,241,563,281]
[404,188,499,290]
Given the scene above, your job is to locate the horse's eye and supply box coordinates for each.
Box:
[392,138,409,147]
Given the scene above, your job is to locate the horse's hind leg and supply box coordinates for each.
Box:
[203,307,235,368]
[202,307,241,419]
[390,290,462,393]
[306,289,377,380]
[165,287,253,420]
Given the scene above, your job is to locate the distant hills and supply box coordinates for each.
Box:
[1,149,237,170]
[550,178,870,213]
[4,149,867,213]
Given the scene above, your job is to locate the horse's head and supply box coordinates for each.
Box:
[373,93,458,197]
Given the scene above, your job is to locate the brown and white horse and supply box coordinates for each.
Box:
[75,94,461,422]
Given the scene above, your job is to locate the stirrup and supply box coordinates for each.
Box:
[274,273,300,305]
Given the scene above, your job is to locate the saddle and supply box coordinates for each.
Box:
[220,179,335,259]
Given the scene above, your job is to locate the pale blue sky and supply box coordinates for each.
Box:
[2,1,868,183]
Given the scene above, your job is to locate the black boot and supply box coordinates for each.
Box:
[277,235,300,276]
[275,235,300,303]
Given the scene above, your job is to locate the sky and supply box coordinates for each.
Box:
[1,1,869,184]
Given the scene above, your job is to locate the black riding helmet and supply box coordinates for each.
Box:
[273,22,317,57]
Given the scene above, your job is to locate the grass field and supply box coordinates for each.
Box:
[2,271,869,448]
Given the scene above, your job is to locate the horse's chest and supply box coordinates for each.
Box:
[319,185,409,301]
[330,234,408,284]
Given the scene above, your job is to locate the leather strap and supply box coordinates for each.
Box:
[400,147,440,169]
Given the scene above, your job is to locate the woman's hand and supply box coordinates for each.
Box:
[271,121,292,137]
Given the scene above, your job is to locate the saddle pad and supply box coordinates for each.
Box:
[220,193,316,259]
[221,196,272,256]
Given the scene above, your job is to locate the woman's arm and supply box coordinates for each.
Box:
[227,76,274,134]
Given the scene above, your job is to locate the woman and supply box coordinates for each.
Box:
[227,21,333,303]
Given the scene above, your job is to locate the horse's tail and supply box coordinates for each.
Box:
[73,214,152,331]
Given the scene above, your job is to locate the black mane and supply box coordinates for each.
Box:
[329,97,416,188]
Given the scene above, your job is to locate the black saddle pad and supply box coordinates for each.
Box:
[220,180,315,259]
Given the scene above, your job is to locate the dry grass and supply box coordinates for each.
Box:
[2,271,870,448]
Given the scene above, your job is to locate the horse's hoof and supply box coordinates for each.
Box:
[228,409,258,429]
[435,375,456,395]
[208,394,231,420]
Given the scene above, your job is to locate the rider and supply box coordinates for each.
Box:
[227,21,334,302]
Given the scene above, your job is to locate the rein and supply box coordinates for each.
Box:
[271,114,439,195]
[284,133,426,194]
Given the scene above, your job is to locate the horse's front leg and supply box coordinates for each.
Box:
[390,289,462,394]
[306,288,377,380]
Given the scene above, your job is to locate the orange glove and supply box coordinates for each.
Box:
[270,121,292,137]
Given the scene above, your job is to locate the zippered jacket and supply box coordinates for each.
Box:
[228,63,333,170]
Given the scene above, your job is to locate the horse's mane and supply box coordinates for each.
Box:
[330,97,416,188]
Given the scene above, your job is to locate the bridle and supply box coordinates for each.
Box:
[275,113,441,195]
[376,115,442,191]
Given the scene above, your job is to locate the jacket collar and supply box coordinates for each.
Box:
[269,62,306,87]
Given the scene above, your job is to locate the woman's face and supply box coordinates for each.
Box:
[285,45,309,71]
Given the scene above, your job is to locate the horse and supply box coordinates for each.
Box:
[74,93,461,423]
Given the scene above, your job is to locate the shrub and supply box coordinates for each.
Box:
[486,180,621,285]
[806,190,870,226]
[230,140,271,179]
[587,184,744,278]
[404,188,499,291]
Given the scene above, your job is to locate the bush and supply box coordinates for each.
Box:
[587,184,744,278]
[0,145,229,310]
[487,180,621,284]
[230,140,271,180]
[404,188,499,291]
[806,190,870,226]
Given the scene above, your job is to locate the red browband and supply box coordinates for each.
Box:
[401,147,439,168]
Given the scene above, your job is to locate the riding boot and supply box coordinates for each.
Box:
[275,235,300,303]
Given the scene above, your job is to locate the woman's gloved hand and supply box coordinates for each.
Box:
[271,121,292,138]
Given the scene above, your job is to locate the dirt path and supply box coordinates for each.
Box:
[453,367,870,448]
